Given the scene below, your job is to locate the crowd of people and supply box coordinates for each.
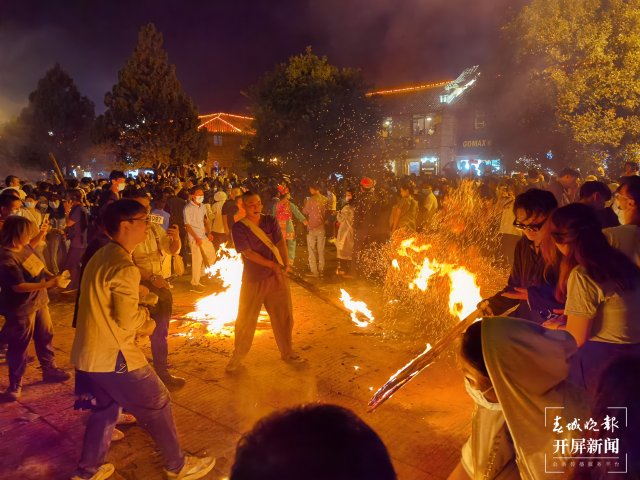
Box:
[0,159,639,479]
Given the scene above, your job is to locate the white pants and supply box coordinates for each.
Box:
[189,238,216,285]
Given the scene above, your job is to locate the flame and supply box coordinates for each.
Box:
[394,237,481,321]
[447,267,482,320]
[185,244,244,333]
[339,289,374,328]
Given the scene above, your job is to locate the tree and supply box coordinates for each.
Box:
[95,23,206,167]
[514,0,640,170]
[246,47,383,178]
[0,64,95,173]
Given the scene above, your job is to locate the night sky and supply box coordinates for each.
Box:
[0,0,520,123]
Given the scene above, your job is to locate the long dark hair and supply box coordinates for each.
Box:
[547,203,640,302]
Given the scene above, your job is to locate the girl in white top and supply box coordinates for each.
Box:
[543,203,640,393]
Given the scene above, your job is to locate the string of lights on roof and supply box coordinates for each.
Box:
[198,112,254,120]
[198,112,254,132]
[366,80,452,97]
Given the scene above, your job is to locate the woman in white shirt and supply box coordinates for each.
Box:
[543,203,640,393]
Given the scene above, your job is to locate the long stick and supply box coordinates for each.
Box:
[49,152,67,189]
[368,308,481,411]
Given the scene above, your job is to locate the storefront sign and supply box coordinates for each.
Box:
[462,139,492,148]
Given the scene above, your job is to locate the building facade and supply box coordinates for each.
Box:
[371,66,501,177]
[198,113,254,174]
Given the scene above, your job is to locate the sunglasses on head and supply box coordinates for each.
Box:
[512,218,547,232]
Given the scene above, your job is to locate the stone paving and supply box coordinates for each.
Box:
[0,269,474,479]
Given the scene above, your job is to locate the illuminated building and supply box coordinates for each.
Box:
[370,66,501,176]
[198,112,254,174]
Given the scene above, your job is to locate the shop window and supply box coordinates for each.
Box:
[412,115,434,136]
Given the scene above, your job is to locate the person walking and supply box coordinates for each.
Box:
[70,199,215,480]
[184,186,215,293]
[303,182,328,278]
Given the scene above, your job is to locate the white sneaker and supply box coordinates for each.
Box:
[71,463,115,480]
[165,455,216,479]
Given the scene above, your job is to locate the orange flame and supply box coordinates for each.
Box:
[339,289,374,328]
[394,237,481,321]
[185,244,244,333]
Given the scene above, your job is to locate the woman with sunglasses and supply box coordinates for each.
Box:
[543,203,640,393]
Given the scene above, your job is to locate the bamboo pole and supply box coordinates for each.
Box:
[48,152,67,189]
[368,309,481,411]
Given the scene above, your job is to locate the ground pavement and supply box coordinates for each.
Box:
[0,263,474,479]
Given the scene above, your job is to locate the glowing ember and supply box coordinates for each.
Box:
[339,289,374,328]
[185,244,244,333]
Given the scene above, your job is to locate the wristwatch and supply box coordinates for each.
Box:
[149,274,158,283]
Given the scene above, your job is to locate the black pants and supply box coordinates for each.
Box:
[4,306,56,386]
[142,281,173,372]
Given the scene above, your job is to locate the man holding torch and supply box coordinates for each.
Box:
[226,191,305,373]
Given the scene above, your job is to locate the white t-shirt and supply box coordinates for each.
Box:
[564,265,640,344]
[604,224,640,266]
[183,201,207,240]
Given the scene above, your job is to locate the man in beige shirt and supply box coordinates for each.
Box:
[71,199,215,480]
[129,191,184,390]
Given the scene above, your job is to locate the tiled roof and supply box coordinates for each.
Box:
[198,113,255,134]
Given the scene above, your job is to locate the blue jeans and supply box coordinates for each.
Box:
[306,228,326,274]
[77,365,184,475]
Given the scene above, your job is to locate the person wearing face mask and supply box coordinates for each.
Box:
[336,189,355,278]
[448,321,519,480]
[183,186,215,292]
[97,170,126,216]
[603,176,640,265]
[0,192,49,250]
[21,194,43,228]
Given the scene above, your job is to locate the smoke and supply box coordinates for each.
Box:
[0,22,118,124]
[302,0,517,86]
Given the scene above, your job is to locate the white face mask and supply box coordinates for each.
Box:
[49,201,60,209]
[24,202,35,209]
[464,378,501,411]
[195,196,204,204]
[117,183,126,192]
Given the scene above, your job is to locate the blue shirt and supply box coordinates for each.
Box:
[232,215,283,283]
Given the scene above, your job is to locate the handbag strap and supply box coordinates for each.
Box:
[239,217,284,267]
